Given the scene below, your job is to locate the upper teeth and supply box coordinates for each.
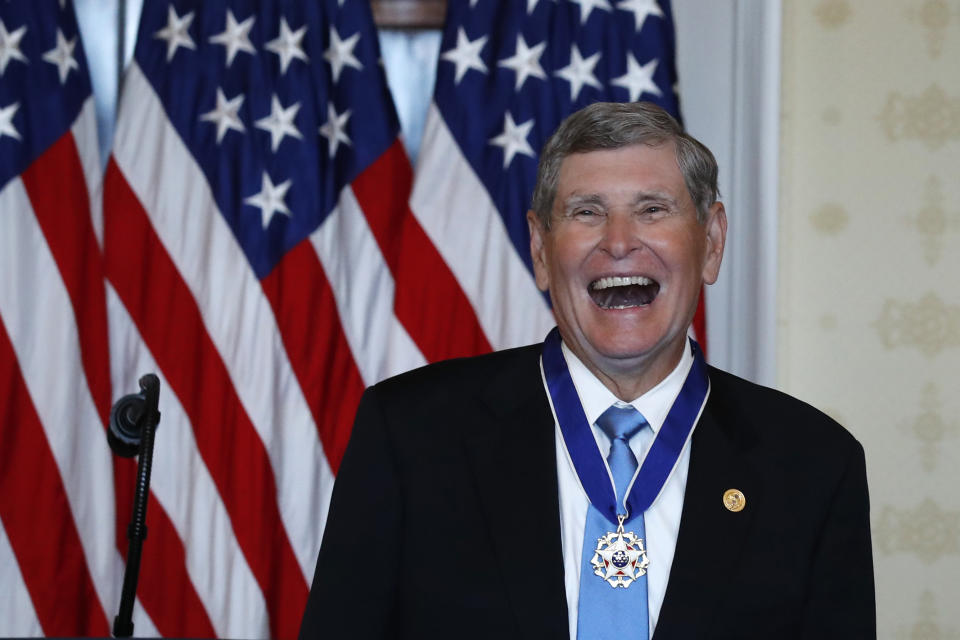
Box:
[591,276,653,290]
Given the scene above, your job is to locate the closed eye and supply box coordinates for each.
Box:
[569,208,604,221]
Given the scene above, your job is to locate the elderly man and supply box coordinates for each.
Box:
[298,102,875,639]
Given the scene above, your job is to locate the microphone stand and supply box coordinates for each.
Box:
[110,374,161,638]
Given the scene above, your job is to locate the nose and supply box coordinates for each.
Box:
[600,211,638,259]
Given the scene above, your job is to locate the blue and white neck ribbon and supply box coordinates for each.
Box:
[542,327,710,526]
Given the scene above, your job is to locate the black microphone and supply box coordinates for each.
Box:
[107,373,161,638]
[108,392,147,458]
[107,373,160,458]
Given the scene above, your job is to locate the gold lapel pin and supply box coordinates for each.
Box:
[723,489,746,512]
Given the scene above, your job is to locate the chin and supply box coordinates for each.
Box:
[583,331,658,363]
[592,322,688,367]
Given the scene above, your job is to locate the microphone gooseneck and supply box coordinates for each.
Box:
[107,373,161,638]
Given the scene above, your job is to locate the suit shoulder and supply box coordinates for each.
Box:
[370,343,542,402]
[706,365,862,454]
[353,343,546,446]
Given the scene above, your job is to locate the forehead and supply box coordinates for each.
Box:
[555,142,686,203]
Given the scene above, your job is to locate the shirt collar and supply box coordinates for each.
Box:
[560,339,694,434]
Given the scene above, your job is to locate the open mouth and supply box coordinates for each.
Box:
[589,276,660,309]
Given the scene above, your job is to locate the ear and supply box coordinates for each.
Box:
[701,201,727,285]
[527,210,551,292]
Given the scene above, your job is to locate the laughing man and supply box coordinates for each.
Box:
[299,101,876,640]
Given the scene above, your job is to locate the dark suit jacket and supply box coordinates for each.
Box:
[299,344,875,639]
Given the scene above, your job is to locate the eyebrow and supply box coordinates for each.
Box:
[561,194,607,210]
[631,191,678,206]
[561,191,678,210]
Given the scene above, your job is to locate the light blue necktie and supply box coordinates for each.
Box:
[577,405,650,640]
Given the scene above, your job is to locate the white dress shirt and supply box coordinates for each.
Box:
[542,341,697,639]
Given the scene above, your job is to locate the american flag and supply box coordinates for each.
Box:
[4,0,464,635]
[410,0,698,353]
[0,1,115,636]
[98,0,470,636]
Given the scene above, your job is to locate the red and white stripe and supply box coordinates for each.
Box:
[105,285,263,637]
[0,97,161,637]
[106,63,325,638]
[411,103,556,351]
[0,518,42,636]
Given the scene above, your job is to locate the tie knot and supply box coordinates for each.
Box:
[596,404,646,443]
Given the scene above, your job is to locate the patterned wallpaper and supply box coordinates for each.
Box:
[779,0,960,635]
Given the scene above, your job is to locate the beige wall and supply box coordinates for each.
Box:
[779,0,960,634]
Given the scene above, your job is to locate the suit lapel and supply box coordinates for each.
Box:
[654,386,761,638]
[462,346,569,639]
